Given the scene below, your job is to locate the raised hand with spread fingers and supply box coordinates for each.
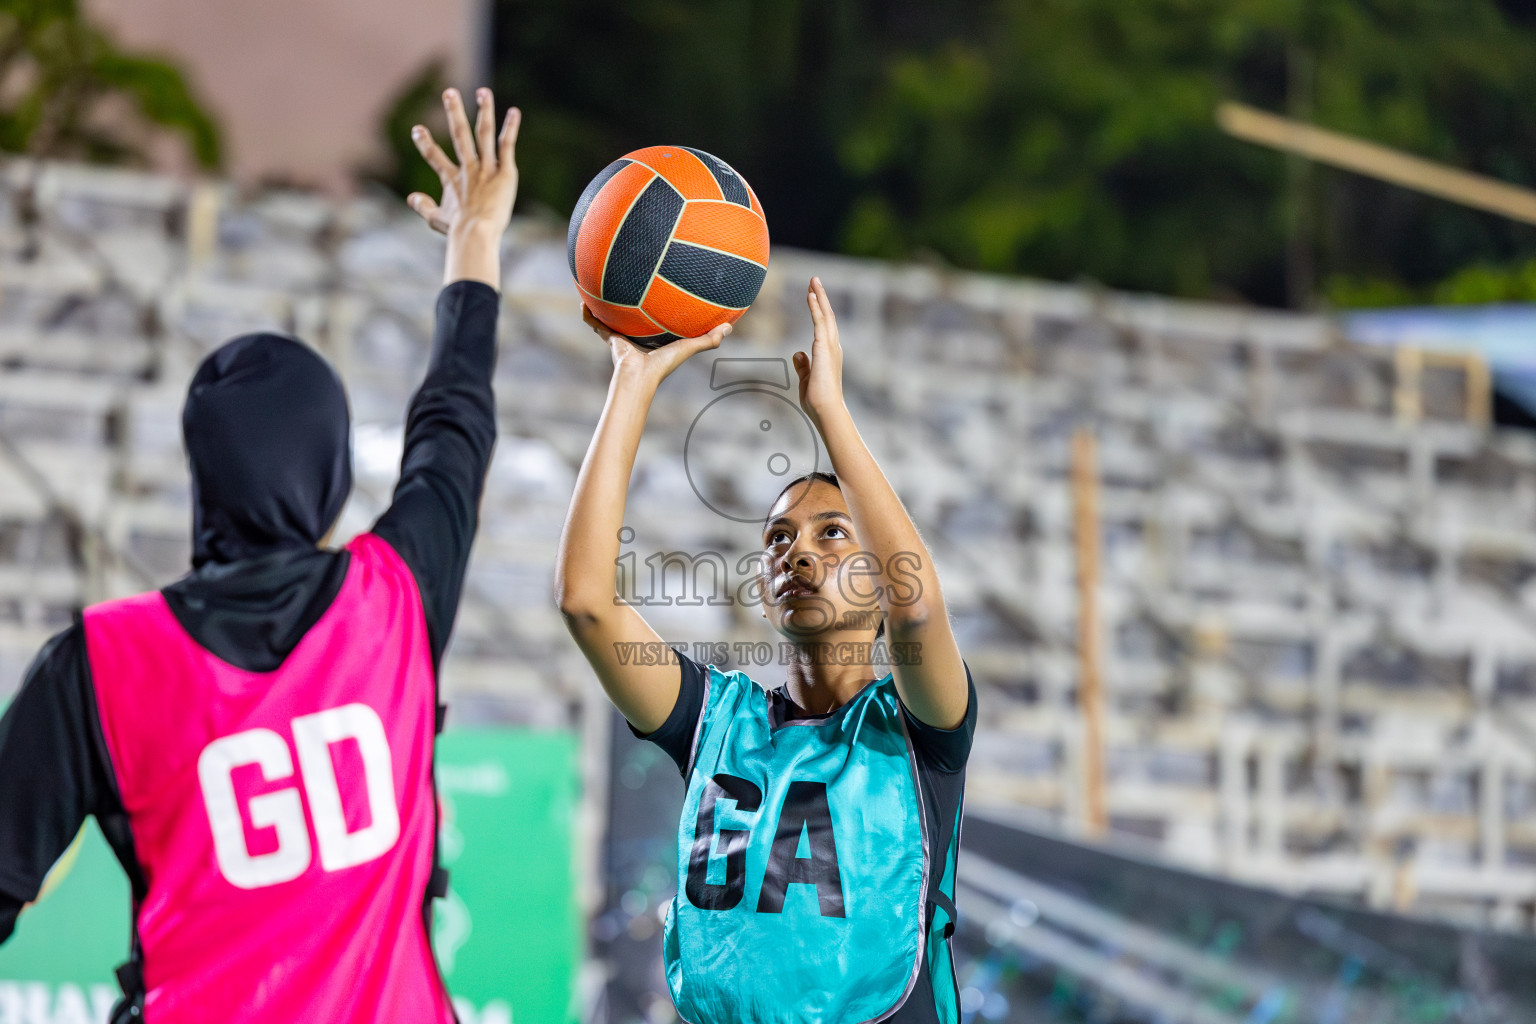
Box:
[407,86,521,287]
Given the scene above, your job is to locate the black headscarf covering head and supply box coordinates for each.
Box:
[183,333,352,568]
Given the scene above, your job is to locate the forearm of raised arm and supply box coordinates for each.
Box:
[555,371,656,621]
[816,404,946,628]
[373,282,499,655]
[555,370,687,732]
[444,220,505,288]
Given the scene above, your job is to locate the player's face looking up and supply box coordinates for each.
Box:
[760,476,885,642]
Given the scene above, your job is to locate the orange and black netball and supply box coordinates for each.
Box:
[568,146,770,347]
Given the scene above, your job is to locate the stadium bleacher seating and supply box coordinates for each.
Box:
[3,158,1534,930]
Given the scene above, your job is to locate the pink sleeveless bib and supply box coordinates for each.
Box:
[84,533,454,1024]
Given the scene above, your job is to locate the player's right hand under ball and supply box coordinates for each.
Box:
[581,305,730,389]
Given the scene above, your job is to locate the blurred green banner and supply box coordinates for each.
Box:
[0,729,581,1024]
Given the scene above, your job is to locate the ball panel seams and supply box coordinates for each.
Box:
[578,285,668,339]
[657,242,768,311]
[621,146,724,201]
[642,275,748,338]
[567,158,630,279]
[601,177,686,306]
[672,202,769,266]
[573,161,656,298]
[680,147,751,208]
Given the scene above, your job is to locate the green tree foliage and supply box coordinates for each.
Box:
[1332,257,1536,306]
[0,0,220,169]
[488,0,1536,307]
[1433,260,1536,304]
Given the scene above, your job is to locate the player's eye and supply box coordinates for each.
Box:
[823,525,848,540]
[766,529,791,545]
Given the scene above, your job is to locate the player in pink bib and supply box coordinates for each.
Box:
[0,88,521,1023]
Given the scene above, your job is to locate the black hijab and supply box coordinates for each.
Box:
[161,333,355,671]
[183,333,352,568]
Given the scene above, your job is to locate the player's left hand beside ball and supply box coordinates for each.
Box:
[794,276,845,428]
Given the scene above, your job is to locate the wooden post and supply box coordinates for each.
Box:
[1218,728,1249,871]
[1394,345,1423,424]
[1482,748,1506,872]
[1465,352,1492,427]
[1397,348,1493,427]
[1392,854,1418,914]
[1072,428,1108,837]
[1218,102,1536,226]
[1257,740,1285,860]
[186,182,222,269]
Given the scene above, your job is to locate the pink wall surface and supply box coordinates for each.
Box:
[87,0,488,192]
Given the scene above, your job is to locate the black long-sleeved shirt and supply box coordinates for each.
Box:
[0,280,500,942]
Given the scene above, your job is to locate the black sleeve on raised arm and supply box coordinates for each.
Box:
[629,650,710,777]
[0,626,128,944]
[900,662,978,775]
[372,281,501,669]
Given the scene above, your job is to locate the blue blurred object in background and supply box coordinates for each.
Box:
[1346,305,1536,424]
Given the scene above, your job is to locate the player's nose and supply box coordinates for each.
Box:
[780,548,815,574]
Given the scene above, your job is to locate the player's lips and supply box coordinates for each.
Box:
[775,576,816,599]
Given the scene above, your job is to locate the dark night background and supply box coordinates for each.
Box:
[474,0,1536,309]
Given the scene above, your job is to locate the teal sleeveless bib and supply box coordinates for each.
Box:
[663,667,929,1024]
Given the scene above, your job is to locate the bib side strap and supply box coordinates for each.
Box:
[927,889,958,939]
[111,924,146,1024]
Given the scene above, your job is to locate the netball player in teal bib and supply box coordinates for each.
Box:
[556,279,974,1024]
